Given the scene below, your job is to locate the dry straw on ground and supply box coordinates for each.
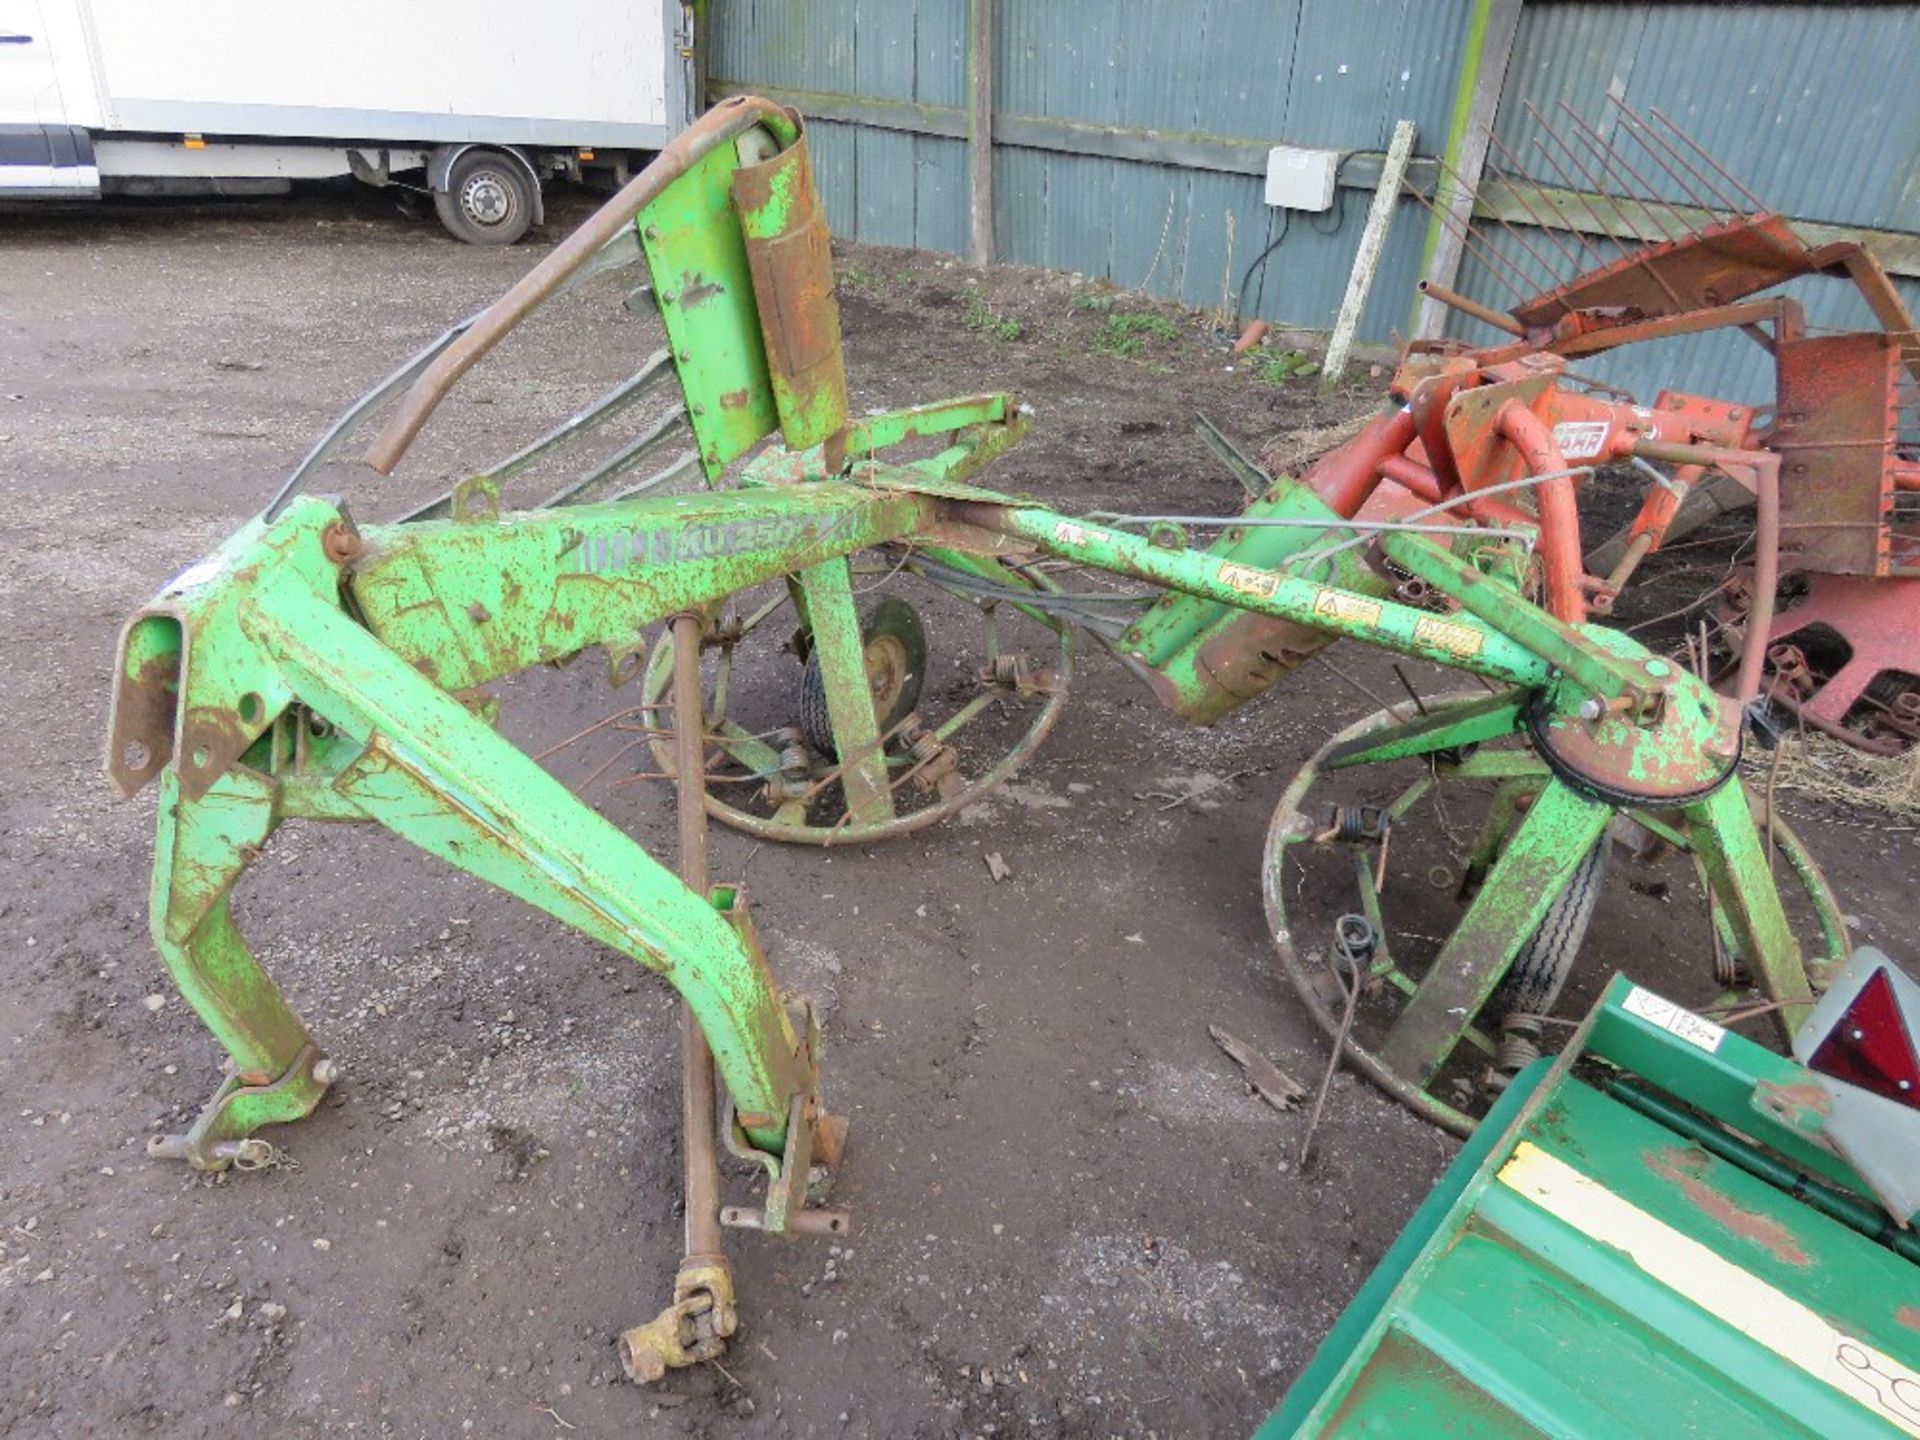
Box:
[1752,733,1920,822]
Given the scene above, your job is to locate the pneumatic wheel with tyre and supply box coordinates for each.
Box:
[1488,834,1609,1020]
[434,150,536,245]
[799,597,928,757]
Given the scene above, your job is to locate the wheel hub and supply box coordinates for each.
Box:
[1529,628,1743,807]
[462,173,512,226]
[863,634,908,714]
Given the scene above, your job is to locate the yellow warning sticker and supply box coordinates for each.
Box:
[1312,589,1384,627]
[1414,614,1485,659]
[1218,562,1278,599]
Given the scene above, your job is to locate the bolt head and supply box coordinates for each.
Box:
[312,1058,339,1086]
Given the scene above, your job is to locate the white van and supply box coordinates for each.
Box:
[0,0,695,243]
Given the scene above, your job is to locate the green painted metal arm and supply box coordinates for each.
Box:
[962,502,1557,689]
[240,570,813,1150]
[113,495,850,1164]
[347,481,931,692]
[1380,530,1656,712]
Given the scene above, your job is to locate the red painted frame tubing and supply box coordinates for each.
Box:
[1495,401,1587,625]
[1636,438,1782,703]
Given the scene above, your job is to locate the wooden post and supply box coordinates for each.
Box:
[1323,119,1417,384]
[967,0,995,266]
[1411,0,1524,339]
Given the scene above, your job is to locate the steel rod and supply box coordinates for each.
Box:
[1402,174,1535,301]
[1555,100,1699,244]
[672,612,726,1268]
[1608,97,1740,215]
[1432,147,1576,300]
[1648,105,1767,209]
[1524,103,1639,245]
[1473,156,1592,274]
[1527,105,1689,311]
[1620,97,1745,211]
[1483,127,1609,265]
[1416,279,1526,335]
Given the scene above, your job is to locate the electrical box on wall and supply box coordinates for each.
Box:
[1264,145,1341,211]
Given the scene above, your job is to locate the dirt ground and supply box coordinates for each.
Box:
[1,182,1915,1440]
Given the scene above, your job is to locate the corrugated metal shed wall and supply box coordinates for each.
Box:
[711,0,1474,340]
[989,0,1472,337]
[712,2,1919,401]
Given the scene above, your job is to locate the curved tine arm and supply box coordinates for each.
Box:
[363,95,801,476]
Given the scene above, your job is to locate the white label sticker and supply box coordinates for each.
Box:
[1053,521,1088,546]
[1551,419,1611,460]
[1413,614,1485,660]
[1621,985,1726,1053]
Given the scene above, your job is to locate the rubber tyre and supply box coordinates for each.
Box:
[434,150,536,246]
[799,598,928,758]
[1489,834,1610,1019]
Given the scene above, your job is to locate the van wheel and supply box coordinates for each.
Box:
[434,150,535,245]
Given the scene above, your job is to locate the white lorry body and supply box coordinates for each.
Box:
[0,0,692,240]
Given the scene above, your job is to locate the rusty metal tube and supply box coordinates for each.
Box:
[1634,439,1781,703]
[1496,402,1587,625]
[364,96,800,474]
[1603,532,1657,593]
[1415,280,1526,337]
[671,612,726,1265]
[720,1204,851,1237]
[1304,407,1421,518]
[1377,452,1446,502]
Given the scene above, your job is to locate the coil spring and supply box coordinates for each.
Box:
[1332,913,1376,974]
[776,727,810,780]
[986,653,1025,687]
[1323,804,1386,844]
[1494,1012,1544,1075]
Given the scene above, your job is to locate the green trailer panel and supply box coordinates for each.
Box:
[1262,974,1920,1439]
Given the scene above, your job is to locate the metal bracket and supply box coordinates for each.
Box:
[147,1042,333,1172]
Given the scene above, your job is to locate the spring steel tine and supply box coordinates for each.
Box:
[1606,94,1742,215]
[606,451,702,504]
[1484,126,1609,267]
[1400,169,1528,298]
[1526,109,1690,315]
[1524,103,1637,246]
[1648,105,1768,210]
[537,407,689,508]
[1401,173,1534,301]
[1436,143,1581,291]
[1554,100,1694,245]
[1615,112,1732,224]
[476,349,677,488]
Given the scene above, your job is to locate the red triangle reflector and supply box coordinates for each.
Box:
[1807,968,1920,1111]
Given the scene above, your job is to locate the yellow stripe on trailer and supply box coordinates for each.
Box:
[1498,1141,1920,1438]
